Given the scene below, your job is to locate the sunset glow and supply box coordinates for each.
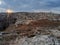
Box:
[6,9,13,13]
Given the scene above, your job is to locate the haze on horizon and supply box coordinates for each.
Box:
[0,0,60,13]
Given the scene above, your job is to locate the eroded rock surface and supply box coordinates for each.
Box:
[0,12,60,45]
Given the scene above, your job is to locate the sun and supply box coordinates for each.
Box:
[6,9,13,13]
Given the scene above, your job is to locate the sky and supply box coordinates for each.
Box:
[0,0,60,13]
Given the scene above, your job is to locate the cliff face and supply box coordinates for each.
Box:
[0,13,17,31]
[0,12,60,45]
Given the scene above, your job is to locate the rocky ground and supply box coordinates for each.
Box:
[0,12,60,45]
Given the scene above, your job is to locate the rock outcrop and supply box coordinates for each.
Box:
[0,12,60,45]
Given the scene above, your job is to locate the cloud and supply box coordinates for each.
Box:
[0,2,2,5]
[0,0,60,13]
[0,0,6,5]
[0,0,6,12]
[33,9,50,12]
[33,6,60,14]
[19,4,30,8]
[0,8,6,12]
[31,0,60,13]
[0,0,3,5]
